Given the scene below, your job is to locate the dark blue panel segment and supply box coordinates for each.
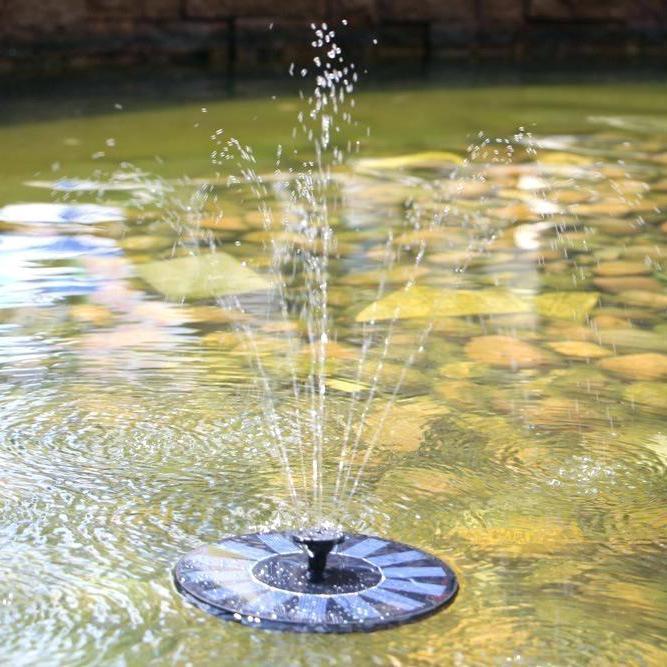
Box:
[381,579,446,596]
[257,533,299,554]
[221,540,274,560]
[367,550,424,567]
[383,566,445,579]
[339,537,386,558]
[361,588,423,611]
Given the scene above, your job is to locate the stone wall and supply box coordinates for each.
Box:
[1,1,665,70]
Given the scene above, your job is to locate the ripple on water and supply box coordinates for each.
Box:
[0,384,301,664]
[1,83,667,665]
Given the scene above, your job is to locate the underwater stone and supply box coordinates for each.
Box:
[596,329,667,353]
[593,276,663,293]
[355,286,529,322]
[136,252,271,300]
[534,291,598,321]
[616,290,667,309]
[594,261,651,276]
[465,335,552,369]
[624,382,667,413]
[547,340,612,359]
[599,353,667,381]
[353,151,463,173]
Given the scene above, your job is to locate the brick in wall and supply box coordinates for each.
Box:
[142,0,183,20]
[377,0,475,23]
[528,0,629,21]
[481,0,524,23]
[185,0,326,19]
[87,0,143,17]
[626,0,667,28]
[328,0,377,24]
[4,0,87,33]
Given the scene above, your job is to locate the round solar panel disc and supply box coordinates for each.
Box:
[174,532,458,633]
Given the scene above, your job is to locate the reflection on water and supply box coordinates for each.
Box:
[0,80,666,665]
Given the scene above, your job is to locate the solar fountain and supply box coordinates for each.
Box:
[174,529,457,632]
[170,22,470,633]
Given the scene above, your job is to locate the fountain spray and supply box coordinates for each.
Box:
[174,22,458,632]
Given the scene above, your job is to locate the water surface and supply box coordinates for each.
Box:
[0,71,666,665]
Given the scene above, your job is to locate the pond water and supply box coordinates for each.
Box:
[1,69,666,665]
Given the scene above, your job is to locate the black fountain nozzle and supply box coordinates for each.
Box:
[292,528,346,583]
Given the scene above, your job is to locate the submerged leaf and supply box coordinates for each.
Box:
[355,286,529,322]
[135,252,271,300]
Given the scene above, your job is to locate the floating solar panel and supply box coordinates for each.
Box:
[174,532,458,633]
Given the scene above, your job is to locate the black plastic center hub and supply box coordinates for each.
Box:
[291,528,346,583]
[252,553,382,594]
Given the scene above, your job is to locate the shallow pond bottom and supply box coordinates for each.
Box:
[173,532,458,633]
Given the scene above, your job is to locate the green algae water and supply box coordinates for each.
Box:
[0,68,666,665]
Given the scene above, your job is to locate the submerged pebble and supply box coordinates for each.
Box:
[593,276,663,293]
[616,290,667,309]
[599,353,667,380]
[624,381,667,412]
[547,340,612,359]
[594,261,651,276]
[465,335,552,369]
